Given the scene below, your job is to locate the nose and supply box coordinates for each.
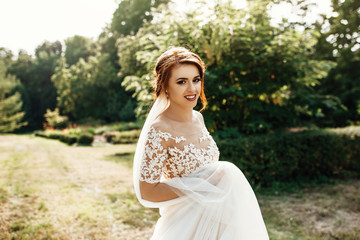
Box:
[187,81,196,92]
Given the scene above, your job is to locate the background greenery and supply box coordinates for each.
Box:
[1,0,359,134]
[217,126,360,191]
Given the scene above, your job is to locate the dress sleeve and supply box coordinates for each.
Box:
[140,127,169,183]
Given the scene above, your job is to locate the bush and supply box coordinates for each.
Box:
[59,134,77,145]
[34,130,63,139]
[113,121,143,131]
[105,130,140,144]
[93,121,143,135]
[44,108,69,129]
[77,132,94,145]
[35,129,93,145]
[217,126,360,190]
[118,99,136,122]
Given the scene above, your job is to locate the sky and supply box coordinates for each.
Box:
[0,0,119,55]
[0,0,333,56]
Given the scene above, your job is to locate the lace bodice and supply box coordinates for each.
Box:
[140,126,220,183]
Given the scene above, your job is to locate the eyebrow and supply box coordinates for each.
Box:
[176,75,201,80]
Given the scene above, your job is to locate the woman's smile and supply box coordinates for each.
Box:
[184,94,197,101]
[167,64,202,109]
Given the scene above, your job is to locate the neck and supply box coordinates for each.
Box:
[164,103,193,122]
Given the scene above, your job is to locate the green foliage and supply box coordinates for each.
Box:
[77,132,94,145]
[35,41,62,58]
[91,0,172,121]
[34,129,63,139]
[34,129,94,145]
[0,60,27,133]
[64,35,97,66]
[315,57,360,126]
[0,47,14,67]
[110,0,170,36]
[217,126,360,190]
[0,0,358,133]
[44,108,69,129]
[8,41,61,130]
[118,99,136,121]
[52,53,135,122]
[104,130,140,144]
[34,120,143,145]
[59,134,78,145]
[119,1,338,132]
[318,0,360,58]
[313,0,360,126]
[94,120,144,135]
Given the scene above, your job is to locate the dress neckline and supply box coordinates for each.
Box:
[159,110,198,124]
[154,111,205,137]
[149,125,208,140]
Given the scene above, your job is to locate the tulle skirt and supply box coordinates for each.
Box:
[150,161,269,240]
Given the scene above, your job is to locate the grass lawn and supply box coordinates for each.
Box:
[0,134,359,239]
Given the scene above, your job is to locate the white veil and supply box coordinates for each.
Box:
[133,93,173,208]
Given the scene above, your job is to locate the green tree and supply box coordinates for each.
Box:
[64,35,97,66]
[120,0,337,133]
[0,47,14,67]
[35,40,62,58]
[77,0,172,123]
[110,0,170,36]
[52,54,135,121]
[7,50,34,130]
[8,41,62,130]
[313,0,360,126]
[0,60,27,132]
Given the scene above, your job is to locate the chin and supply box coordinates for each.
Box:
[188,99,199,108]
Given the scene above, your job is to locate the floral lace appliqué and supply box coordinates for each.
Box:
[140,127,219,183]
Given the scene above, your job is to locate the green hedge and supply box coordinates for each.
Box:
[104,130,140,144]
[34,130,94,145]
[34,128,139,145]
[34,130,63,139]
[94,121,144,135]
[77,132,94,145]
[217,126,360,190]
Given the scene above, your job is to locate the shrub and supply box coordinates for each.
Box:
[44,108,69,129]
[35,129,93,145]
[217,126,360,190]
[94,125,116,135]
[113,121,143,131]
[34,130,63,139]
[77,132,94,145]
[105,130,140,144]
[59,134,77,145]
[118,99,136,121]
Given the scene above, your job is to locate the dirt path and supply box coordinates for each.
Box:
[0,134,155,240]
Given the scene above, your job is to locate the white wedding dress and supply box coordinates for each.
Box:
[133,95,269,240]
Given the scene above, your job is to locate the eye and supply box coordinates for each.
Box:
[176,80,186,85]
[193,78,201,83]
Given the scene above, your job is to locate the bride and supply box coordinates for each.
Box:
[133,47,269,239]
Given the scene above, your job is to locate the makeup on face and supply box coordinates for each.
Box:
[167,64,202,109]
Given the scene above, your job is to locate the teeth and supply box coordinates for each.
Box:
[185,95,196,99]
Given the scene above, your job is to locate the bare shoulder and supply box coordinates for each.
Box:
[150,114,172,132]
[193,110,205,125]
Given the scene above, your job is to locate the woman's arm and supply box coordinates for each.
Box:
[139,180,179,202]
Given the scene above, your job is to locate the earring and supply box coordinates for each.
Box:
[165,90,169,98]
